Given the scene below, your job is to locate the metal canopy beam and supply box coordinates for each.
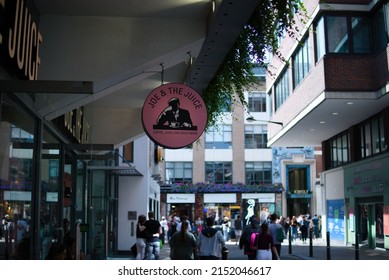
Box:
[0,80,93,94]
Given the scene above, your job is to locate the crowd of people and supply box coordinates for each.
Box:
[134,211,323,260]
[135,212,230,260]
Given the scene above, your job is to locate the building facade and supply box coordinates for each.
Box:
[161,69,321,228]
[266,0,389,249]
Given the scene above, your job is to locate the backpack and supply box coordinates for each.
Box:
[249,232,259,251]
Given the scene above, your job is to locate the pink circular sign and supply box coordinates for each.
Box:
[142,83,208,149]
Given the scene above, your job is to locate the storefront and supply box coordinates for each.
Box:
[166,193,195,222]
[0,93,120,259]
[344,156,389,249]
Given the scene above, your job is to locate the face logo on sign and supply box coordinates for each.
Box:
[142,83,207,149]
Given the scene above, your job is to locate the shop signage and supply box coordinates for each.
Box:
[51,106,89,144]
[0,0,42,80]
[141,82,207,149]
[344,159,387,197]
[4,190,31,201]
[204,193,236,203]
[167,193,195,203]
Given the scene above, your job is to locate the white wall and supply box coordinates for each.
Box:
[117,135,161,251]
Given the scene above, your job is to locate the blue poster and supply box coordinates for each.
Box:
[327,199,345,241]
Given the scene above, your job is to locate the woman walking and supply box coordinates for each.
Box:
[169,216,197,259]
[254,223,279,260]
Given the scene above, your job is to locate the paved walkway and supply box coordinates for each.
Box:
[147,238,389,260]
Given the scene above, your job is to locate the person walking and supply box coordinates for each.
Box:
[144,211,162,260]
[254,223,280,260]
[233,215,243,245]
[268,213,284,260]
[311,214,320,239]
[290,216,299,242]
[169,216,197,260]
[135,214,147,260]
[239,216,261,260]
[197,217,226,260]
[221,216,230,242]
[160,216,169,244]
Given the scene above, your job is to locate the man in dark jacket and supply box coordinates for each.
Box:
[197,217,226,259]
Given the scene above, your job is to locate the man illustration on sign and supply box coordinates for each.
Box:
[156,97,193,129]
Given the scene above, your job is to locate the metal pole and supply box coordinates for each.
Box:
[355,233,359,260]
[326,231,331,260]
[288,227,292,254]
[309,227,313,257]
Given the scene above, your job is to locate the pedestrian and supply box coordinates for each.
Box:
[233,215,243,245]
[168,215,178,240]
[169,216,197,260]
[197,216,226,260]
[290,216,299,242]
[135,214,147,260]
[311,214,320,239]
[176,216,192,232]
[268,213,284,260]
[300,216,311,244]
[144,211,162,260]
[160,216,168,244]
[239,216,260,260]
[254,223,280,260]
[221,216,230,241]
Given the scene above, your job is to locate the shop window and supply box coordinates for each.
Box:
[287,165,310,194]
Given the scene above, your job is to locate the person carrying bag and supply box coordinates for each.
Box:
[254,223,280,260]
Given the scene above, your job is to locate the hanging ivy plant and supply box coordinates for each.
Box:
[202,0,307,129]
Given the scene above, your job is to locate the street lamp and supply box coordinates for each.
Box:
[246,116,283,126]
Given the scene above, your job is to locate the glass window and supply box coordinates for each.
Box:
[248,92,266,112]
[351,16,371,53]
[0,97,36,259]
[244,125,268,149]
[359,114,386,159]
[245,162,272,185]
[205,125,232,149]
[287,166,310,193]
[205,162,232,184]
[319,14,372,55]
[364,122,372,157]
[275,70,289,111]
[293,36,311,88]
[315,17,326,61]
[328,131,350,168]
[373,6,388,52]
[165,162,192,184]
[327,16,349,53]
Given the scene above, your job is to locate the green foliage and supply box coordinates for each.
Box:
[202,0,307,129]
